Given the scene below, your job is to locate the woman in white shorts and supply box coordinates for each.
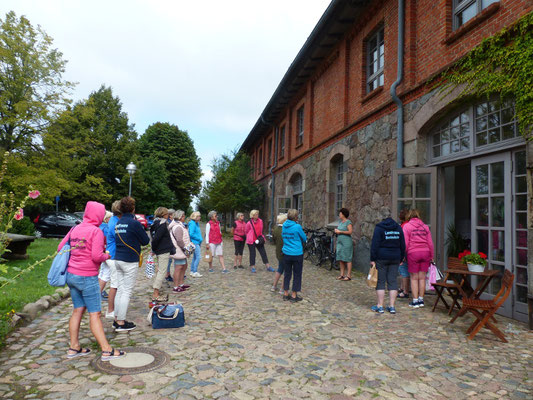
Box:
[206,211,228,273]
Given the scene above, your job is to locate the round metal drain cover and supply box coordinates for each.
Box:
[91,347,170,375]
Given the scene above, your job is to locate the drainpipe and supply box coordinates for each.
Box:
[260,115,278,237]
[390,0,405,169]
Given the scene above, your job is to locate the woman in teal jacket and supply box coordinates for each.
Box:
[187,211,203,277]
[281,209,306,302]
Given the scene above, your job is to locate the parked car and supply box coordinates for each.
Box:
[74,211,84,219]
[146,215,154,227]
[135,214,148,229]
[33,212,82,238]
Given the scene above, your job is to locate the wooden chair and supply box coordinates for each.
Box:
[462,269,514,343]
[432,257,467,314]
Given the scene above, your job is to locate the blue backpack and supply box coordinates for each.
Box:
[48,230,73,286]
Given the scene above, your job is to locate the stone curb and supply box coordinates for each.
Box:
[12,287,70,326]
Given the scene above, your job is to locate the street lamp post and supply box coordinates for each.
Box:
[126,162,137,196]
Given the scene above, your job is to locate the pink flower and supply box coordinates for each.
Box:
[14,208,24,220]
[28,190,40,199]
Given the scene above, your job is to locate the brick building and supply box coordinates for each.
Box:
[240,0,532,323]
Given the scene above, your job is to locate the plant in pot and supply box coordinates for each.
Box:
[445,223,468,258]
[458,250,487,272]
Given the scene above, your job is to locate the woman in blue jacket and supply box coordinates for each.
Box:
[187,211,203,277]
[281,209,307,302]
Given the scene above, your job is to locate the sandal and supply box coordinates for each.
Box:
[337,276,345,280]
[342,276,352,281]
[66,347,91,359]
[152,294,169,303]
[101,348,126,361]
[397,291,409,299]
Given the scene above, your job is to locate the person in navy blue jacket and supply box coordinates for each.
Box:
[113,197,150,332]
[370,209,406,314]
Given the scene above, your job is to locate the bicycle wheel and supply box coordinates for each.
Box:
[308,246,322,266]
[329,255,337,271]
[303,240,314,260]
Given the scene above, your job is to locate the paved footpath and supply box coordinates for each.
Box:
[0,233,532,400]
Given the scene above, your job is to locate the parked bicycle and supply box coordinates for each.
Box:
[303,227,338,270]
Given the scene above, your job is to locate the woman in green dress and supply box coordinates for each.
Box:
[334,208,353,281]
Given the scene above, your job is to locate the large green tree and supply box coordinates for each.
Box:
[138,122,201,210]
[0,11,74,153]
[199,151,263,216]
[42,86,139,210]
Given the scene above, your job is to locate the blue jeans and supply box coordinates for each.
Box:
[66,272,101,313]
[190,245,201,273]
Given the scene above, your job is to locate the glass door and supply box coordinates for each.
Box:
[512,150,528,322]
[471,153,512,317]
[392,167,437,244]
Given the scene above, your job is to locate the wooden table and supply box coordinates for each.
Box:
[446,268,499,323]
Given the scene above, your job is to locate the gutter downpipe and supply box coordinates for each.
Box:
[390,0,405,169]
[260,115,278,237]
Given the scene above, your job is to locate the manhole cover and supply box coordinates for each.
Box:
[91,347,170,375]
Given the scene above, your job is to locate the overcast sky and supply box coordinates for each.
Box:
[1,0,331,180]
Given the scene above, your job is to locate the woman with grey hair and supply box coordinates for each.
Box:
[206,210,228,273]
[150,207,175,302]
[165,208,176,282]
[231,212,246,269]
[169,210,193,291]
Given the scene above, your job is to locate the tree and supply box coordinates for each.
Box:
[199,151,263,217]
[0,11,74,153]
[138,122,202,210]
[42,86,139,210]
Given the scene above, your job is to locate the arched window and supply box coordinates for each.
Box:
[431,98,520,162]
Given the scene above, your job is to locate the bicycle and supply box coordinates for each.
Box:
[303,228,326,266]
[316,228,338,271]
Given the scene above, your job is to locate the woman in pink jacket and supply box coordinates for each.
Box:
[403,209,434,309]
[58,201,125,361]
[245,210,273,273]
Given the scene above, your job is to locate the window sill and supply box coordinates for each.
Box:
[444,2,500,45]
[361,86,383,104]
[295,143,304,150]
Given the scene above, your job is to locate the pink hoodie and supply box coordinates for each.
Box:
[57,201,110,277]
[403,217,434,259]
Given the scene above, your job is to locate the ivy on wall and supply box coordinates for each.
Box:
[439,11,532,140]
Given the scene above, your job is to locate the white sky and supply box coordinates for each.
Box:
[1,0,332,180]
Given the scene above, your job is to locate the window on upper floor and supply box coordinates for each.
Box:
[366,26,384,93]
[279,125,286,158]
[296,106,304,146]
[258,148,263,174]
[267,139,272,167]
[431,98,519,162]
[453,0,499,30]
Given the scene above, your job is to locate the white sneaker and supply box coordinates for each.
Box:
[105,311,114,319]
[270,285,276,292]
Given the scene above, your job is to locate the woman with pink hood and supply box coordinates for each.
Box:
[402,209,434,309]
[57,201,125,361]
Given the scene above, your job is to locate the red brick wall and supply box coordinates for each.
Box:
[249,0,532,182]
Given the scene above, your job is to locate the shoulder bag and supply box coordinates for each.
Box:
[250,220,265,246]
[48,227,75,287]
[366,264,378,288]
[147,303,185,329]
[116,229,143,268]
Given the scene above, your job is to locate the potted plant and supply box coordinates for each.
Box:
[458,250,487,272]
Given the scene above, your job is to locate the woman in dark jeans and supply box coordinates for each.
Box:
[370,209,406,314]
[281,209,307,302]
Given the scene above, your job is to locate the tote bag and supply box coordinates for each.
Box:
[366,265,378,288]
[48,228,75,287]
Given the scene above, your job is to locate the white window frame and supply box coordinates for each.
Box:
[296,106,304,146]
[453,0,499,30]
[279,126,286,158]
[366,26,384,93]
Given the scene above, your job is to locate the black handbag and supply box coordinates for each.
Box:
[251,220,265,246]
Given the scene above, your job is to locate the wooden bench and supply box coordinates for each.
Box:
[431,257,467,314]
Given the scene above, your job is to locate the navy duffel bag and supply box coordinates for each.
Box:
[148,304,185,329]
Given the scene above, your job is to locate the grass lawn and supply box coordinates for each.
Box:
[0,238,60,347]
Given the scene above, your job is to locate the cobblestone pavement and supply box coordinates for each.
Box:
[0,233,532,400]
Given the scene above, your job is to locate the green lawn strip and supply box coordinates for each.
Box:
[0,238,60,347]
